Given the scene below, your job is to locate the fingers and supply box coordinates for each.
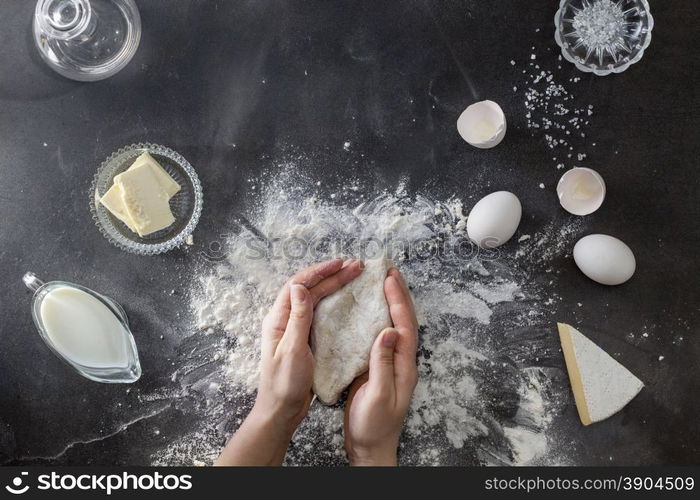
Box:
[366,328,399,400]
[278,284,313,351]
[385,268,418,331]
[384,269,419,400]
[261,283,293,358]
[262,258,345,345]
[290,258,345,288]
[262,258,362,358]
[309,259,364,305]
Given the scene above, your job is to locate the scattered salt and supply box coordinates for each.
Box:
[517,50,595,169]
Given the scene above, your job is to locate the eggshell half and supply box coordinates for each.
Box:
[557,168,606,216]
[467,191,521,248]
[573,234,636,286]
[457,100,507,149]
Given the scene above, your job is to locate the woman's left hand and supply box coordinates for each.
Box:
[215,258,364,466]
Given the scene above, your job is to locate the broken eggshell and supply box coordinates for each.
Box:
[456,100,507,149]
[557,167,606,216]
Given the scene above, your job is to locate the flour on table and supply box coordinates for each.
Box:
[152,165,577,466]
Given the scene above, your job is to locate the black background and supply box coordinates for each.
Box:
[0,466,698,498]
[0,0,698,466]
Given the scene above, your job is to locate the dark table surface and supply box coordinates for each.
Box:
[1,0,698,466]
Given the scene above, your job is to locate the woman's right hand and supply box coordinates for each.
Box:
[343,267,419,466]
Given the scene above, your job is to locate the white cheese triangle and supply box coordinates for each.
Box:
[557,322,643,426]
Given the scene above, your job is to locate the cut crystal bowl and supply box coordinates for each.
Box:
[90,143,203,255]
[554,0,653,76]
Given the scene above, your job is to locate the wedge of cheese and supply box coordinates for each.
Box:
[558,323,643,426]
[128,152,181,198]
[114,163,175,236]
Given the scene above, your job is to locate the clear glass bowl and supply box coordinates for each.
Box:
[554,0,653,76]
[33,0,141,82]
[90,143,203,255]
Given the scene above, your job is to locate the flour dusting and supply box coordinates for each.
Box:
[150,162,580,466]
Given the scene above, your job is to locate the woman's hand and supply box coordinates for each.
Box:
[344,267,419,466]
[215,258,364,466]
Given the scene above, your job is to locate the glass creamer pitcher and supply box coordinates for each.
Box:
[23,272,141,383]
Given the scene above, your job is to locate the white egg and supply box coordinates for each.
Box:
[456,100,507,149]
[557,168,606,215]
[573,234,636,286]
[467,191,522,248]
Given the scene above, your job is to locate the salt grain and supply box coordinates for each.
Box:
[572,0,626,50]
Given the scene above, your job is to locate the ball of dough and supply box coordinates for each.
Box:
[310,257,393,405]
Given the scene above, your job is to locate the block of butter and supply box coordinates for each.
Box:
[99,184,139,233]
[99,152,180,237]
[115,163,175,236]
[128,152,181,198]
